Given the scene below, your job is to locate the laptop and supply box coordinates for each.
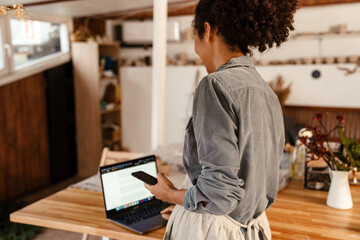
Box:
[99,155,171,234]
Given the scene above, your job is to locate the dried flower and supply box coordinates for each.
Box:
[336,114,345,124]
[300,137,307,145]
[268,75,292,107]
[14,4,27,21]
[0,4,27,21]
[299,113,351,171]
[313,113,323,121]
[0,6,8,15]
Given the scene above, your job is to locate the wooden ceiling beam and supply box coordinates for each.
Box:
[83,0,197,20]
[21,0,360,20]
[105,4,196,20]
[23,0,81,7]
[103,0,360,20]
[168,4,196,17]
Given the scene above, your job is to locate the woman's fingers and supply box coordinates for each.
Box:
[157,173,175,189]
[160,205,175,214]
[161,205,175,220]
[161,213,171,220]
[144,173,176,202]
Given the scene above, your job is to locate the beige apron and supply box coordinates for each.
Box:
[163,176,271,240]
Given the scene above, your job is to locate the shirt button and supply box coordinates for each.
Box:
[238,179,244,186]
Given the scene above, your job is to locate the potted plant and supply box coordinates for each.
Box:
[338,127,360,185]
[299,113,359,209]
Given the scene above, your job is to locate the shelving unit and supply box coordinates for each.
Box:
[101,106,121,115]
[253,30,360,66]
[100,76,118,81]
[72,42,122,177]
[291,31,360,40]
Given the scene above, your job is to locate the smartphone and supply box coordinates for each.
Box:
[131,171,158,185]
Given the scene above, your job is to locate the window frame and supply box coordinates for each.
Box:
[0,13,72,87]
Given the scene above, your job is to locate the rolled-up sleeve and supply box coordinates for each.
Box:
[183,76,245,215]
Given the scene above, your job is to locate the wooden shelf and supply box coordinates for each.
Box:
[100,76,118,81]
[291,31,360,40]
[99,42,120,47]
[72,42,122,177]
[103,139,120,144]
[101,106,121,115]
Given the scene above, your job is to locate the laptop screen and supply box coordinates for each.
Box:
[99,155,157,212]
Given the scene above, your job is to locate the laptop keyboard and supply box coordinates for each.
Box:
[115,201,170,225]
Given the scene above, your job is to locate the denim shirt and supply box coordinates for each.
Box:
[182,56,285,225]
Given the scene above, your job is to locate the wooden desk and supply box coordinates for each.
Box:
[10,182,360,240]
[10,187,165,240]
[267,181,360,239]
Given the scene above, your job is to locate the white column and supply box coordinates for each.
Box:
[105,19,113,41]
[151,0,167,150]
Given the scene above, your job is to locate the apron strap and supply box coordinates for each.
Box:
[236,212,270,240]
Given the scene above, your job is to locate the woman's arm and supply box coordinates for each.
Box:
[182,76,245,215]
[148,77,242,213]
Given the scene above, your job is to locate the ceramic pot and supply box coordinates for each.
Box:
[327,170,353,209]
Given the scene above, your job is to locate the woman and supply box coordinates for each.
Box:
[145,0,297,239]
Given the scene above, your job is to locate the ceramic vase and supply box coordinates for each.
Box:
[327,170,353,209]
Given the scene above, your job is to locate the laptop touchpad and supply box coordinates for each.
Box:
[130,215,167,234]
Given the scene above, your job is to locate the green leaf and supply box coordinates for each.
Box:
[334,152,349,164]
[338,126,360,168]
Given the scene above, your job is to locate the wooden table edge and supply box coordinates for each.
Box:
[10,211,164,240]
[9,187,166,240]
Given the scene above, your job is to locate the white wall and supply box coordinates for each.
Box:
[115,3,360,63]
[164,67,207,143]
[253,3,360,62]
[121,66,207,152]
[119,3,360,152]
[122,63,360,152]
[257,64,360,108]
[112,15,198,61]
[293,3,360,33]
[121,67,152,153]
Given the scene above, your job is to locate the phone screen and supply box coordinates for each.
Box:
[132,171,158,185]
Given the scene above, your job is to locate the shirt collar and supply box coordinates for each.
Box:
[216,56,254,72]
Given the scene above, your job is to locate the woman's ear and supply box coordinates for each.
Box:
[203,22,212,41]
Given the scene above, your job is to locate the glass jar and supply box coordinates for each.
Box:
[292,139,306,181]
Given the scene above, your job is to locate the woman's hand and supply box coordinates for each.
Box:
[144,173,176,203]
[160,205,175,220]
[145,173,187,205]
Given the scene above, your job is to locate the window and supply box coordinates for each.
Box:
[10,18,69,69]
[0,17,7,76]
[0,28,4,70]
[0,14,71,85]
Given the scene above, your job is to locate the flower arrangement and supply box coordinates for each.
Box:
[0,4,27,21]
[299,113,360,171]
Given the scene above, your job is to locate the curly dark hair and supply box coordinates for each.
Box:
[193,0,298,55]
